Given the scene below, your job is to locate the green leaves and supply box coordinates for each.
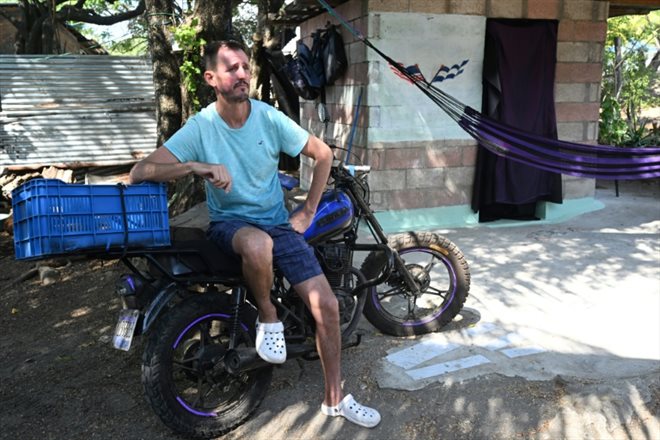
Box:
[173,19,206,112]
[599,11,659,147]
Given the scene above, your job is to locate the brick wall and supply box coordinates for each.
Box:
[299,0,607,210]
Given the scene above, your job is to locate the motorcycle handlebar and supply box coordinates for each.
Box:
[332,159,371,176]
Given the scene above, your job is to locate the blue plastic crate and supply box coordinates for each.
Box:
[12,179,171,260]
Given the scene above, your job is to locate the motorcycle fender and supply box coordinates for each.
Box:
[142,282,178,333]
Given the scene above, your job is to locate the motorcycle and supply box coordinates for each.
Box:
[108,149,471,438]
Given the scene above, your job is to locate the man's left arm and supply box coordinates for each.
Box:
[289,135,333,234]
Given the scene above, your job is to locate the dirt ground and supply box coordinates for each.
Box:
[0,234,169,439]
[1,180,658,440]
[0,242,579,440]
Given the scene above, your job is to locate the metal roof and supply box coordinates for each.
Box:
[0,55,157,169]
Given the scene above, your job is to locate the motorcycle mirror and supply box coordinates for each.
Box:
[317,102,330,123]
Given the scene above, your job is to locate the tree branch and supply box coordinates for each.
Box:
[57,0,145,26]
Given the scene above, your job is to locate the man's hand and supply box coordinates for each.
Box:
[129,147,232,192]
[191,163,232,193]
[290,135,332,234]
[289,208,315,234]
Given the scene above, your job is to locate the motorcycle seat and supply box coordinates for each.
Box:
[152,240,243,281]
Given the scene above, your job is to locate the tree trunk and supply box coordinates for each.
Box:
[144,0,194,217]
[614,36,623,100]
[187,0,235,115]
[144,0,192,217]
[167,0,236,216]
[144,0,182,146]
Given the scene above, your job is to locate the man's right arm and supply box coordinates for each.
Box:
[129,147,232,193]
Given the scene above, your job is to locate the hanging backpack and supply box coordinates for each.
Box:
[283,38,325,100]
[321,25,348,85]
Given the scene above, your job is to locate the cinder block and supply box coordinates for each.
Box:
[563,0,593,20]
[586,121,599,142]
[449,0,486,15]
[347,41,367,64]
[557,42,591,63]
[387,189,432,209]
[365,148,385,169]
[369,169,408,191]
[385,148,426,169]
[370,191,385,210]
[593,0,609,21]
[411,0,449,14]
[425,146,463,167]
[557,122,586,141]
[369,0,410,13]
[407,168,445,189]
[555,83,588,102]
[555,63,603,83]
[574,21,607,42]
[563,176,595,199]
[426,187,468,206]
[489,0,523,18]
[527,0,560,18]
[337,0,366,20]
[558,20,575,42]
[555,102,600,122]
[558,20,605,44]
[444,166,475,190]
[587,82,601,102]
[590,42,604,62]
[461,144,478,166]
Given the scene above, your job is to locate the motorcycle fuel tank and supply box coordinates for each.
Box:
[295,190,354,243]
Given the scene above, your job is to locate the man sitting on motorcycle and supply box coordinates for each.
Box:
[129,39,380,428]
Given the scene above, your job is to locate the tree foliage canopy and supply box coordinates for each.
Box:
[600,11,659,147]
[0,0,146,53]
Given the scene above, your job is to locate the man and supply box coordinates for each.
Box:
[129,40,380,428]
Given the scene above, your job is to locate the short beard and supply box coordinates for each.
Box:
[221,90,249,103]
[220,81,250,102]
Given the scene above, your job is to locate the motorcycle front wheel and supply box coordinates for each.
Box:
[141,294,272,439]
[361,232,471,336]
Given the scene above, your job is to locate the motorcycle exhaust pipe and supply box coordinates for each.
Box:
[224,344,315,374]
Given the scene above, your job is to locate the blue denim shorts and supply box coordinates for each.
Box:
[207,220,323,286]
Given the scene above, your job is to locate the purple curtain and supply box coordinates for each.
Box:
[472,19,562,222]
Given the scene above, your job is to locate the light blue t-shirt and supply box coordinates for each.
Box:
[164,100,309,225]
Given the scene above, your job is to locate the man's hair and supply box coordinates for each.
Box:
[203,40,248,70]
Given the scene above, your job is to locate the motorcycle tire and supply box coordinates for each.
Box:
[141,293,272,439]
[361,232,470,336]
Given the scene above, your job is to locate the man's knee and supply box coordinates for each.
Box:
[320,290,339,315]
[299,275,339,313]
[233,227,273,267]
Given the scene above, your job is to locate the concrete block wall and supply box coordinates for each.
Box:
[298,0,607,211]
[299,0,370,152]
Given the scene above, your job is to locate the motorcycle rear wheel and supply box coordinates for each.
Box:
[361,232,470,336]
[141,294,272,439]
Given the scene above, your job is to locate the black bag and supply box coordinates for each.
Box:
[321,25,348,85]
[283,26,347,100]
[284,39,325,100]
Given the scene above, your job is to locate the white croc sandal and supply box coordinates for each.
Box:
[255,319,286,364]
[321,394,381,428]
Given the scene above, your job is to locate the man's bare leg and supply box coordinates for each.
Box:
[293,274,343,406]
[231,227,278,323]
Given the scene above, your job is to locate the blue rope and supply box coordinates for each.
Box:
[345,88,363,164]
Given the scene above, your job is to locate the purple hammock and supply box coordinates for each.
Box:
[317,0,660,180]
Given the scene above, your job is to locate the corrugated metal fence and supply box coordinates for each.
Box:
[0,55,157,168]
